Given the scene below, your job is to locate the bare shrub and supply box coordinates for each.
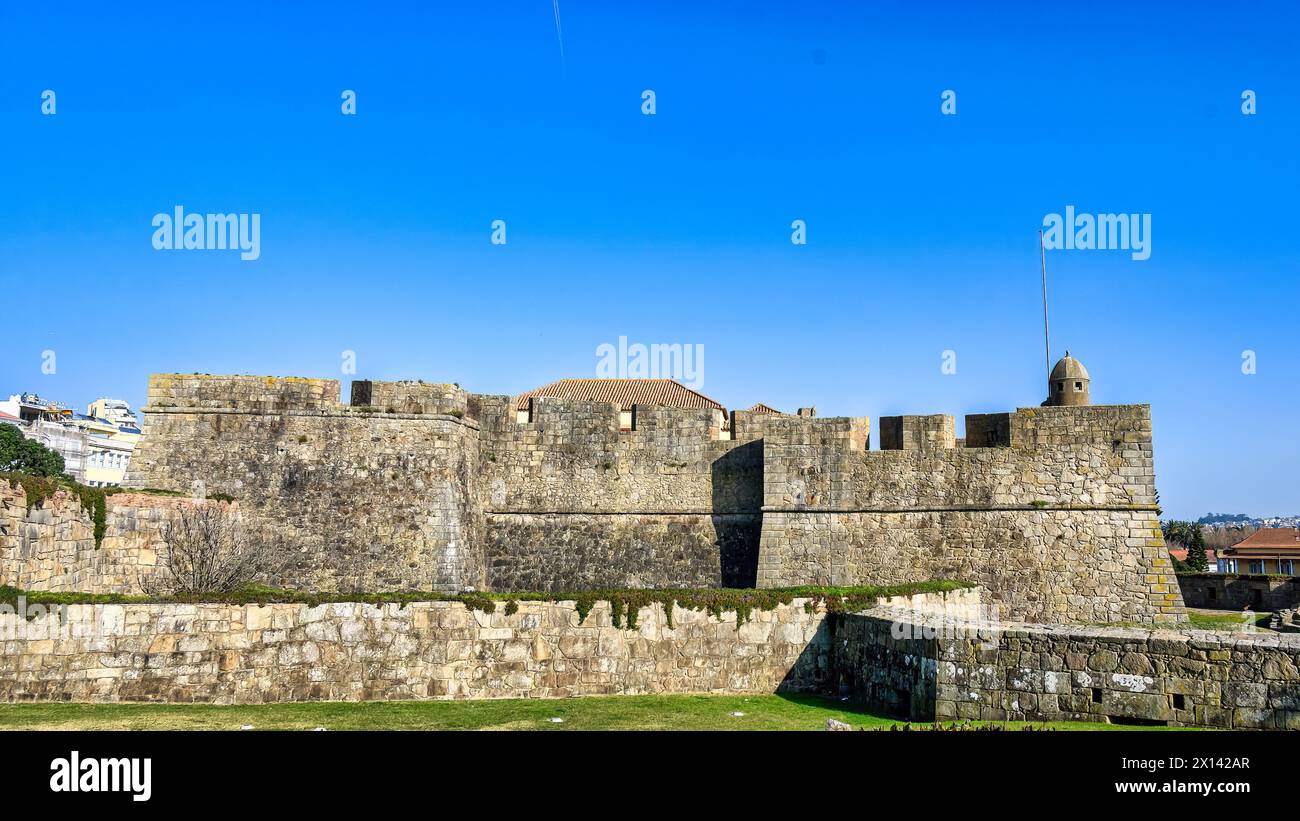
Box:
[144,502,289,595]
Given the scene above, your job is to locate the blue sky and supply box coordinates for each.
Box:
[1,1,1297,520]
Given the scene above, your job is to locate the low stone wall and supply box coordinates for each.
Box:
[1177,573,1300,611]
[838,608,1300,729]
[0,588,980,704]
[0,480,187,594]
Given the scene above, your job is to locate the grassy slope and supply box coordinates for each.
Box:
[0,694,1187,731]
[1185,609,1273,631]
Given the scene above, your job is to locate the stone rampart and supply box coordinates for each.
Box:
[49,372,1187,624]
[125,375,482,592]
[835,607,1300,729]
[0,589,979,704]
[1176,573,1300,611]
[756,405,1181,624]
[0,479,199,594]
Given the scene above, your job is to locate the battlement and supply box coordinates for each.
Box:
[143,374,1149,451]
[880,415,955,451]
[350,380,467,416]
[1008,403,1151,447]
[145,374,341,411]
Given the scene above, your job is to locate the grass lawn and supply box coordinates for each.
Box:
[0,694,1190,731]
[1186,608,1273,631]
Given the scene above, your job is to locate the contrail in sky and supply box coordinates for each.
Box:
[552,0,565,65]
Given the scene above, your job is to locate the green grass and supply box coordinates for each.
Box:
[0,694,1185,732]
[1186,609,1272,631]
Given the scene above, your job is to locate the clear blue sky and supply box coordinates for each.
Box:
[2,1,1297,520]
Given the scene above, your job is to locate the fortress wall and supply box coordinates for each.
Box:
[880,414,955,451]
[758,405,1182,623]
[0,588,979,704]
[0,598,834,703]
[473,396,770,590]
[837,608,1300,729]
[763,406,1154,510]
[0,481,186,594]
[963,413,1012,448]
[127,376,484,593]
[1176,573,1300,611]
[757,509,1177,623]
[63,374,1181,624]
[350,380,468,416]
[146,374,341,411]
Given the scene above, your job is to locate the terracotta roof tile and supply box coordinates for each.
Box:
[746,403,785,415]
[1169,547,1216,562]
[516,379,725,413]
[1222,528,1300,555]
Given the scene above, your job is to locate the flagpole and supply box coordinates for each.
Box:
[1039,228,1051,378]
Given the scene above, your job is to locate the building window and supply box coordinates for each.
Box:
[1283,559,1295,575]
[1249,560,1265,574]
[1074,381,1083,391]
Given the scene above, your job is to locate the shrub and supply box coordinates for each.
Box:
[143,503,290,595]
[0,423,65,477]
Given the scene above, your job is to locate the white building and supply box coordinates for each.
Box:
[0,393,142,486]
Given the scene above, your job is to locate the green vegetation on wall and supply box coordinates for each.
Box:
[0,471,189,549]
[0,423,65,477]
[0,580,974,630]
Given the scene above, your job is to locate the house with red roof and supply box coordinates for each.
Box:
[1217,528,1300,575]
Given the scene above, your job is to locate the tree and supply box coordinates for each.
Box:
[0,423,65,477]
[144,502,289,595]
[1162,519,1208,572]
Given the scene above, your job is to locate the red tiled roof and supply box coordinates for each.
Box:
[516,379,725,413]
[0,411,19,422]
[746,403,784,415]
[1222,528,1300,555]
[1169,547,1216,563]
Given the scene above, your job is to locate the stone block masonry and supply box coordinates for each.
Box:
[756,404,1183,624]
[125,375,482,593]
[0,589,980,704]
[835,607,1300,730]
[1177,573,1300,612]
[2,585,1279,730]
[0,478,207,593]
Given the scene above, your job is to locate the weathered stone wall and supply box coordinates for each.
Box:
[350,380,466,416]
[757,405,1183,624]
[835,607,1300,729]
[126,375,482,592]
[484,513,760,591]
[0,599,832,703]
[146,374,340,411]
[0,480,191,594]
[0,588,978,704]
[1177,573,1300,611]
[473,395,770,590]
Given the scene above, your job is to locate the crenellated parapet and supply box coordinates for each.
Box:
[351,380,468,417]
[145,374,341,412]
[880,414,955,451]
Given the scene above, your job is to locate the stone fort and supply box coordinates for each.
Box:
[109,362,1182,625]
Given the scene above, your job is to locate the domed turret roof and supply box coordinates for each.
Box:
[1050,351,1090,381]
